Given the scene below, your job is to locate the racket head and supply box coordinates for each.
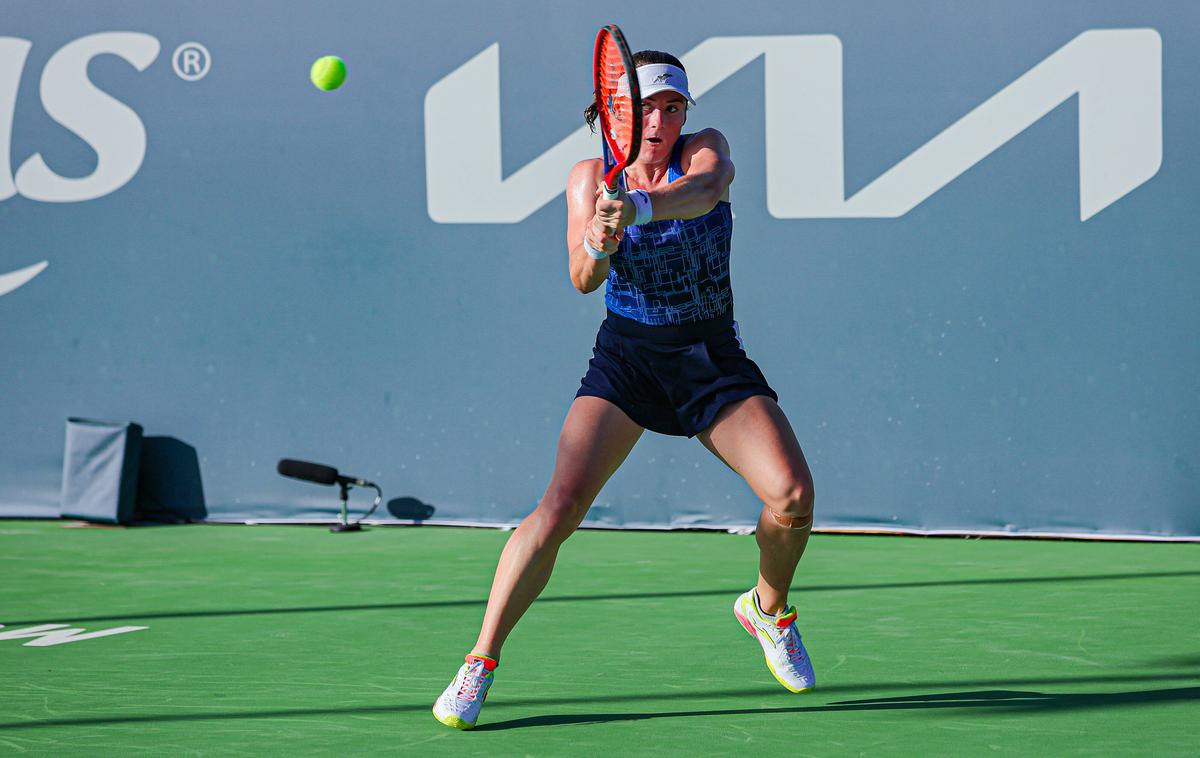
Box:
[593,24,642,192]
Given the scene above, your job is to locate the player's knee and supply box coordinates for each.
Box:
[765,474,814,523]
[535,490,590,543]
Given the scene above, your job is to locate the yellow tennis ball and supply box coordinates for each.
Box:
[310,55,346,91]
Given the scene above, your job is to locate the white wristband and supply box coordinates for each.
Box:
[628,189,653,226]
[583,237,608,260]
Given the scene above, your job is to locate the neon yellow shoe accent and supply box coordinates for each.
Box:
[432,708,476,730]
[762,653,814,693]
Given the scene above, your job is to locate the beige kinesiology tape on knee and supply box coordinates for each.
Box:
[769,510,813,530]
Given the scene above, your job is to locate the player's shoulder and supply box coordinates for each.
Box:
[566,158,603,209]
[568,157,604,186]
[683,128,731,156]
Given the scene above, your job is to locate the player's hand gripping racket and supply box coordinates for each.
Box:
[593,25,642,202]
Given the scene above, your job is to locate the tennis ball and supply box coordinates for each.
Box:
[310,55,346,91]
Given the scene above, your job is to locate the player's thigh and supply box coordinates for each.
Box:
[696,395,812,505]
[543,396,644,509]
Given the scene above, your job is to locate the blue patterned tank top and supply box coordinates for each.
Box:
[604,134,734,326]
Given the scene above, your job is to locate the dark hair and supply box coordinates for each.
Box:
[584,51,686,131]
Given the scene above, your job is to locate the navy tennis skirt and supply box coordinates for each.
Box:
[576,309,778,437]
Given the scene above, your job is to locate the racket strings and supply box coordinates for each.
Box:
[596,37,634,161]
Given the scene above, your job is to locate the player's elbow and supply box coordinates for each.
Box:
[694,175,726,215]
[697,161,734,213]
[570,270,598,294]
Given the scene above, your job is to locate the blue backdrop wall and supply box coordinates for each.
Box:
[2,1,1197,537]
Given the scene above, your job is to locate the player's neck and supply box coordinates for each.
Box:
[625,160,670,190]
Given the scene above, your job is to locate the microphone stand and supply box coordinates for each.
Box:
[330,480,383,533]
[331,481,359,532]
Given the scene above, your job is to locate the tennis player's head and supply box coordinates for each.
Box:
[586,50,694,163]
[631,51,693,163]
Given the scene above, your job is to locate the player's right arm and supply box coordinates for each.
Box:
[566,159,620,294]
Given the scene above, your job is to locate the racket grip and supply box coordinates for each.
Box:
[602,183,620,200]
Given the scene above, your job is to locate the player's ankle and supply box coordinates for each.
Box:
[466,652,499,670]
[754,588,785,617]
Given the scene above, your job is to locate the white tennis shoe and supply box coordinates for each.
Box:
[733,588,815,693]
[432,656,495,730]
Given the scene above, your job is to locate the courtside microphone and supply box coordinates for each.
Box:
[276,458,383,532]
[277,458,378,489]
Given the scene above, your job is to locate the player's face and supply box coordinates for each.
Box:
[639,92,687,163]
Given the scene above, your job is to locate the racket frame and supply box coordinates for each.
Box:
[593,24,642,200]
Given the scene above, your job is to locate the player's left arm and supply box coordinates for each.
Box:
[647,128,734,221]
[595,129,734,229]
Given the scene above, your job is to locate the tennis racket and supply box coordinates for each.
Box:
[593,24,642,201]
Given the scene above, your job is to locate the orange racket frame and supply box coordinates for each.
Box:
[593,25,642,199]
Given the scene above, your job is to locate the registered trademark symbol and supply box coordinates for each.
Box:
[172,42,211,81]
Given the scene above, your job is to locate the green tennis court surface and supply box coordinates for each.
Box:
[1,521,1197,755]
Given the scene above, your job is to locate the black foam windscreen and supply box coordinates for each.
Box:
[277,458,339,486]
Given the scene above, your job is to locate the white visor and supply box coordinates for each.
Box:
[618,63,695,106]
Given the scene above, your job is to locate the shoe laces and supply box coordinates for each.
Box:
[770,607,804,662]
[781,625,802,661]
[455,661,489,703]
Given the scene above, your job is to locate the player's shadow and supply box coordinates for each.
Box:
[8,569,1199,626]
[1139,653,1200,668]
[475,686,1200,731]
[2,682,1197,732]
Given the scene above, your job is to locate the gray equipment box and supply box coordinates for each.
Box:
[60,418,144,525]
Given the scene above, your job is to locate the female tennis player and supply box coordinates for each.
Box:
[434,51,815,730]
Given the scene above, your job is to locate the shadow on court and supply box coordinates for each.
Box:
[7,570,1199,627]
[1139,653,1200,668]
[2,674,1198,732]
[476,687,1200,731]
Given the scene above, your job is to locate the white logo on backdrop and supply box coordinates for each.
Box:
[0,32,160,204]
[172,41,211,81]
[0,29,1164,298]
[425,29,1161,224]
[0,260,49,297]
[0,32,160,296]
